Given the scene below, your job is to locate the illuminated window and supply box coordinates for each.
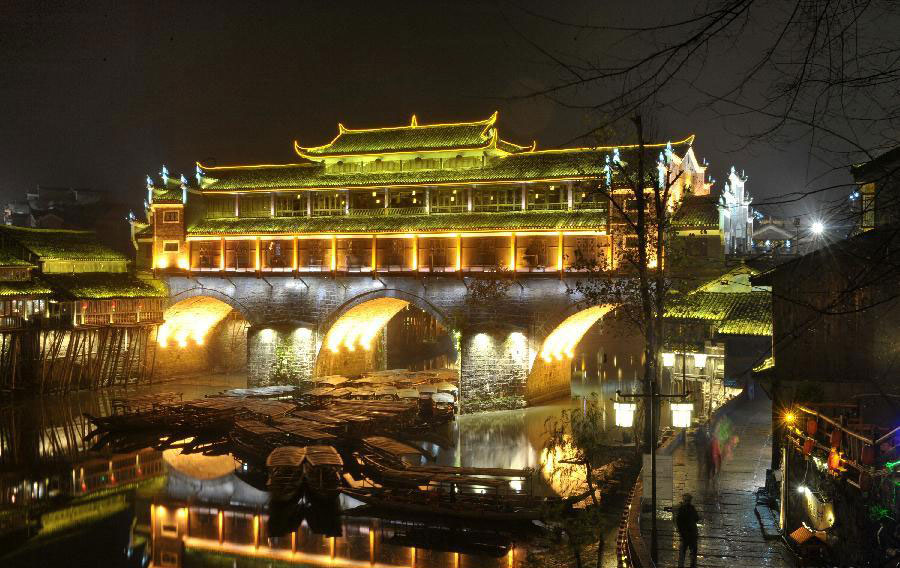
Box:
[162,210,179,223]
[162,241,180,253]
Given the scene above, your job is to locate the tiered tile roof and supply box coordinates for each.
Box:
[295,113,502,157]
[671,192,720,230]
[0,226,128,262]
[44,273,168,299]
[666,266,772,336]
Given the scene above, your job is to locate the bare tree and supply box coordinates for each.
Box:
[509,0,900,219]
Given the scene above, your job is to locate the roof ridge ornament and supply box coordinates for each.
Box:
[410,115,418,127]
[195,164,203,184]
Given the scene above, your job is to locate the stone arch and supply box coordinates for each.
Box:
[315,288,452,377]
[167,285,254,323]
[321,287,452,333]
[525,304,617,405]
[154,294,250,379]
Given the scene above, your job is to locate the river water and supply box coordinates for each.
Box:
[0,373,624,568]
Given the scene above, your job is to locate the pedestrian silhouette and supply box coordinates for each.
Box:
[675,492,700,568]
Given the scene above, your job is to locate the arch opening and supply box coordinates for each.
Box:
[317,296,455,378]
[159,296,236,348]
[324,297,409,353]
[153,296,250,380]
[526,304,617,406]
[538,305,616,363]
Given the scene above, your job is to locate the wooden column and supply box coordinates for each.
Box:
[558,232,564,279]
[218,510,224,544]
[306,191,312,217]
[425,188,431,213]
[255,237,261,273]
[567,182,574,210]
[510,234,517,272]
[186,240,192,274]
[521,184,527,210]
[219,238,225,271]
[234,194,240,217]
[467,187,473,212]
[270,193,276,216]
[292,236,299,274]
[456,234,463,274]
[371,234,377,277]
[412,235,418,271]
[331,236,337,273]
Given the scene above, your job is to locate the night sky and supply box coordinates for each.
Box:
[1,1,839,219]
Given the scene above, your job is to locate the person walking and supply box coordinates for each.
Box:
[676,493,700,568]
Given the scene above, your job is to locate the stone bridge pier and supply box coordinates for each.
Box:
[161,275,616,412]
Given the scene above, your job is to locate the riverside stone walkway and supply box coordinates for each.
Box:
[641,394,792,567]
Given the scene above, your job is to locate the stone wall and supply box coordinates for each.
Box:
[246,326,318,387]
[459,331,534,413]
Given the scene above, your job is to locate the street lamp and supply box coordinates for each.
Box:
[671,403,694,428]
[616,383,690,565]
[810,220,825,236]
[614,402,637,427]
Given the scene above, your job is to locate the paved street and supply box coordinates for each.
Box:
[642,394,792,567]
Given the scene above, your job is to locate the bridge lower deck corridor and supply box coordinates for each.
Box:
[642,394,791,567]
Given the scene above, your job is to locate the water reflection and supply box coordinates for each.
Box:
[0,374,638,567]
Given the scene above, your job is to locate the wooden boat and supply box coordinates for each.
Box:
[342,487,557,522]
[266,445,344,501]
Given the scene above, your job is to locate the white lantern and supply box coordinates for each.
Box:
[614,402,637,428]
[671,403,693,428]
[662,352,675,367]
[693,353,707,368]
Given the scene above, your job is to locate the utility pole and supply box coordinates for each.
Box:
[617,385,688,564]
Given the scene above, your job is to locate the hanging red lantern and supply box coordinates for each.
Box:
[803,439,814,456]
[807,419,818,436]
[828,449,843,472]
[830,429,842,448]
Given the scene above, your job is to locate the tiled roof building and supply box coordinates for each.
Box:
[135,112,726,276]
